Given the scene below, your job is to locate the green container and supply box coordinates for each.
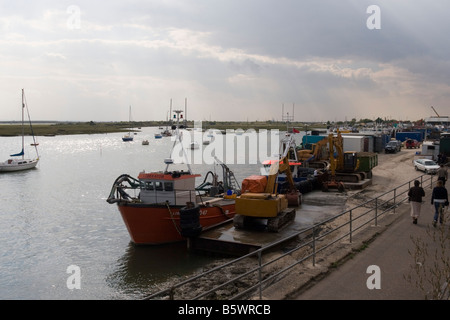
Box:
[357,152,378,172]
[440,136,450,157]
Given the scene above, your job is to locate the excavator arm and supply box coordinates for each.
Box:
[263,155,296,194]
[278,157,296,192]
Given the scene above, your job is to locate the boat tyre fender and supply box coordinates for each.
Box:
[172,171,181,178]
[179,205,203,238]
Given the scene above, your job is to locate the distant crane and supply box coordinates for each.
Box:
[431,106,440,118]
[430,106,446,128]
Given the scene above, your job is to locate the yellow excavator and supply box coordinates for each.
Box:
[233,144,300,232]
[322,131,364,191]
[297,137,330,169]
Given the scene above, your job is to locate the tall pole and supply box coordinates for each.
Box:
[21,89,24,159]
[170,99,172,125]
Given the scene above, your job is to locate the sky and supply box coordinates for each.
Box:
[1,0,449,123]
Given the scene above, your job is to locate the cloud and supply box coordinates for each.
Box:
[0,0,449,122]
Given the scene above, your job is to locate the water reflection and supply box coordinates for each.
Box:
[106,241,216,298]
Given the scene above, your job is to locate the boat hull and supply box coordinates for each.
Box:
[116,201,236,245]
[0,159,39,172]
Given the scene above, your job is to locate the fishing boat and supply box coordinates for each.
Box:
[154,133,162,139]
[0,89,40,173]
[142,139,149,145]
[122,105,134,142]
[107,110,240,245]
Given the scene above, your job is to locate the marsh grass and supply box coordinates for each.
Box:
[0,121,324,137]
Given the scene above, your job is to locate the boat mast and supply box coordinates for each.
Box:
[165,109,192,174]
[129,105,132,135]
[21,89,25,160]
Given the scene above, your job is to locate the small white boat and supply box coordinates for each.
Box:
[0,89,39,173]
[142,140,149,145]
[122,105,134,142]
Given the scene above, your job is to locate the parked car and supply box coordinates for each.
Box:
[405,139,420,149]
[385,140,401,153]
[413,158,440,174]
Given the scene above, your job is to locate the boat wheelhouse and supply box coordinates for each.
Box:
[138,171,200,205]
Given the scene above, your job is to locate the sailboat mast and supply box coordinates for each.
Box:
[21,89,25,160]
[129,105,132,134]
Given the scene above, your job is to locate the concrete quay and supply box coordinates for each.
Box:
[262,190,449,300]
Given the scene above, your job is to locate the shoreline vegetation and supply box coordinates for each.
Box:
[0,121,325,137]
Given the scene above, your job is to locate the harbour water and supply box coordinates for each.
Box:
[0,127,287,300]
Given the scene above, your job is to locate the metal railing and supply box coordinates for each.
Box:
[144,173,436,300]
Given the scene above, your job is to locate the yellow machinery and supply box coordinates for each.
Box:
[322,131,364,191]
[297,137,330,169]
[234,149,300,232]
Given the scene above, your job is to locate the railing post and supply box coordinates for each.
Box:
[393,188,397,214]
[258,250,262,300]
[312,226,316,266]
[375,198,378,226]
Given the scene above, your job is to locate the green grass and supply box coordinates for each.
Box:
[0,121,325,137]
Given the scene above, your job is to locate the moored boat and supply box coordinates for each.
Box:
[107,110,240,245]
[122,105,134,142]
[0,89,39,173]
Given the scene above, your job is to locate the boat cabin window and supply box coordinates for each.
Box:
[164,182,173,191]
[154,181,163,191]
[143,180,174,191]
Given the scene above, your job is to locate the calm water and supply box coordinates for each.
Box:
[0,127,284,300]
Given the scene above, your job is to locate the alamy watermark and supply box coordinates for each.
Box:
[67,5,81,30]
[66,265,81,290]
[366,5,381,30]
[366,265,381,289]
[168,122,281,165]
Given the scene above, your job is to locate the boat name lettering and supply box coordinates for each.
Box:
[145,173,166,179]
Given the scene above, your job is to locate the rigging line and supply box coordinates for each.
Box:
[23,91,40,158]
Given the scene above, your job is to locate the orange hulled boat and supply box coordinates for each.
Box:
[107,110,240,245]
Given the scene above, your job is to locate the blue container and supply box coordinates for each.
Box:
[395,132,422,142]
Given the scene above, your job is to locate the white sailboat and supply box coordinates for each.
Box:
[122,105,134,142]
[0,89,40,172]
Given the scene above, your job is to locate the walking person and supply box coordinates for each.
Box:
[408,180,425,224]
[431,180,449,227]
[437,164,448,186]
